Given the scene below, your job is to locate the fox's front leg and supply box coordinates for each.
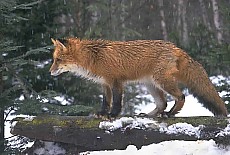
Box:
[98,84,112,116]
[109,81,123,117]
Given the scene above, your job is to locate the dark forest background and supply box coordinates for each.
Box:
[0,0,230,153]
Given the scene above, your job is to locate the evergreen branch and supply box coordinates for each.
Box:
[13,73,35,99]
[3,13,29,22]
[0,85,22,99]
[5,135,17,140]
[0,40,13,47]
[0,66,4,72]
[0,45,24,52]
[2,45,53,63]
[0,0,16,12]
[11,59,40,67]
[4,106,15,122]
[2,55,25,64]
[24,45,53,57]
[5,64,38,99]
[13,0,44,10]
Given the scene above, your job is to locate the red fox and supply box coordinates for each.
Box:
[50,38,228,117]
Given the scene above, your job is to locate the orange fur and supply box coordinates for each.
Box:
[50,38,228,117]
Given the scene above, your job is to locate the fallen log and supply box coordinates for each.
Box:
[11,115,230,154]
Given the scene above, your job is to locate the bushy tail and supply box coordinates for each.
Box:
[177,53,228,116]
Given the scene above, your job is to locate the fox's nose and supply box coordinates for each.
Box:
[49,66,52,73]
[49,63,56,73]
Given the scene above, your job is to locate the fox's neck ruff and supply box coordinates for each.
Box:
[67,64,105,84]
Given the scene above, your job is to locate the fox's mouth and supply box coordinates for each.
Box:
[50,68,67,76]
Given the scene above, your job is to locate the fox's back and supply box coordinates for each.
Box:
[89,40,179,81]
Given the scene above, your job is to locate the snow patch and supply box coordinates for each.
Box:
[33,142,66,155]
[5,113,36,138]
[99,117,203,138]
[41,98,49,103]
[36,60,50,68]
[159,122,204,138]
[5,112,35,150]
[19,94,25,101]
[54,96,71,105]
[216,124,230,137]
[210,75,230,86]
[99,117,158,131]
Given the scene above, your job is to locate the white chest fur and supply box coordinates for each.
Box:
[67,64,105,84]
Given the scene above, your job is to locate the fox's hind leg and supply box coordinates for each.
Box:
[145,84,167,117]
[156,76,185,117]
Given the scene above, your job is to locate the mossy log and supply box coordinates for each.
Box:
[11,115,230,153]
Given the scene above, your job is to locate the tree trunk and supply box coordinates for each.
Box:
[0,109,4,154]
[72,0,91,38]
[177,0,182,42]
[199,0,212,31]
[180,0,189,46]
[0,65,4,153]
[211,0,223,44]
[158,0,168,40]
[121,0,126,41]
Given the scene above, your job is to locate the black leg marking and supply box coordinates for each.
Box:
[179,94,185,101]
[97,85,112,117]
[109,83,123,118]
[167,94,185,116]
[97,94,110,116]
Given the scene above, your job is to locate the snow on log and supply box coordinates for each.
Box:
[11,115,230,153]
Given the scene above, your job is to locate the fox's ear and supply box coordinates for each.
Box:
[56,39,67,50]
[51,38,57,46]
[51,38,67,50]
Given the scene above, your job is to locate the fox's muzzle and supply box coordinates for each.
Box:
[50,69,62,76]
[49,63,60,76]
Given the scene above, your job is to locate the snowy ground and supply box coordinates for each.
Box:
[4,75,230,154]
[81,140,230,155]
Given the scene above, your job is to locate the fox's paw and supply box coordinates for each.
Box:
[108,107,121,119]
[137,112,176,118]
[137,113,149,117]
[107,112,119,119]
[96,110,109,117]
[161,111,175,118]
[108,110,121,119]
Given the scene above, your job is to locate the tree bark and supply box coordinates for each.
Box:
[121,0,126,41]
[11,115,229,153]
[0,64,4,153]
[0,109,4,154]
[211,0,223,44]
[180,0,188,46]
[177,0,182,42]
[199,0,212,31]
[158,0,168,41]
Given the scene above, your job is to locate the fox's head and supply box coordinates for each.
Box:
[50,38,76,76]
